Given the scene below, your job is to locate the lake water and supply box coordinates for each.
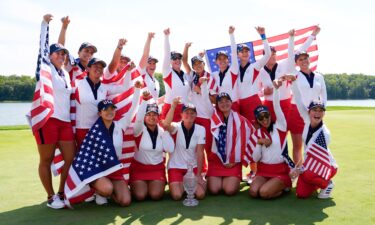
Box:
[1,100,374,126]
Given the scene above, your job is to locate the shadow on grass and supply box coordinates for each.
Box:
[0,184,335,225]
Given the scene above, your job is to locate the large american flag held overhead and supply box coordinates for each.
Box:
[28,21,54,132]
[65,118,123,205]
[205,26,319,73]
[303,130,332,180]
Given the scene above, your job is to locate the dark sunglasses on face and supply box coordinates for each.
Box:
[257,113,270,121]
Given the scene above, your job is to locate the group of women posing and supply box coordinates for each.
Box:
[32,14,338,209]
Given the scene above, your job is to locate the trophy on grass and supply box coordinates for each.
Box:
[182,162,199,206]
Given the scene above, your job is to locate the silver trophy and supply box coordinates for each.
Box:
[182,163,199,206]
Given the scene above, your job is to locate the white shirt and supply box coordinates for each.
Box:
[141,69,160,103]
[238,39,271,99]
[162,35,191,104]
[50,66,72,122]
[168,122,206,169]
[75,78,129,129]
[188,71,216,119]
[133,100,174,165]
[252,89,288,164]
[211,34,239,101]
[292,71,327,108]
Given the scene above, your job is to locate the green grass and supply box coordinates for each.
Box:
[0,125,30,130]
[1,109,375,225]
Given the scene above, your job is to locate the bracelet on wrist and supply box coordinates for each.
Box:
[260,34,266,40]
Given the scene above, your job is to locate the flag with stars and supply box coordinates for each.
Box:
[215,123,228,163]
[205,26,319,73]
[303,129,332,180]
[64,118,123,204]
[205,42,255,73]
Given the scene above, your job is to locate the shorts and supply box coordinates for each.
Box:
[206,154,242,179]
[263,98,291,123]
[33,117,74,145]
[75,128,89,149]
[287,104,305,134]
[239,94,262,122]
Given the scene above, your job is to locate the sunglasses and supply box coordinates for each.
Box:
[257,113,270,121]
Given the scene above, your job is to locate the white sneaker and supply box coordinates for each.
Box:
[47,195,65,209]
[95,194,108,205]
[318,180,335,199]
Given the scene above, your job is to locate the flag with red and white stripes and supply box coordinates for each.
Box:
[303,129,332,180]
[211,109,251,164]
[206,25,319,73]
[28,21,54,133]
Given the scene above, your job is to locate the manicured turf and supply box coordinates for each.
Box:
[0,109,374,225]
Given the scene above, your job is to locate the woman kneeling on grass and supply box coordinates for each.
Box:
[129,91,174,201]
[249,79,293,199]
[163,98,207,200]
[289,75,338,199]
[65,81,141,206]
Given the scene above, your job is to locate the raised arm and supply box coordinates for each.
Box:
[58,16,70,46]
[229,26,239,75]
[133,92,150,136]
[298,26,320,52]
[253,26,271,71]
[139,32,155,69]
[272,80,287,131]
[106,38,127,77]
[162,28,171,76]
[182,42,192,75]
[118,81,142,131]
[320,75,327,106]
[161,96,180,132]
[200,77,214,117]
[290,78,309,123]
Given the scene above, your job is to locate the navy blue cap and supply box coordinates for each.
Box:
[237,43,250,52]
[49,43,69,55]
[170,51,183,60]
[191,56,204,65]
[215,50,228,60]
[146,103,159,114]
[87,58,107,68]
[254,105,270,119]
[308,101,326,111]
[294,51,309,62]
[182,103,197,112]
[147,56,159,63]
[98,99,117,112]
[216,92,232,103]
[79,42,97,53]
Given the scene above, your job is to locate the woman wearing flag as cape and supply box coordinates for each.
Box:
[30,14,76,209]
[64,81,142,206]
[129,91,174,201]
[197,78,253,195]
[289,76,338,199]
[249,79,294,199]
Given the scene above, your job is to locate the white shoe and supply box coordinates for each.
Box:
[318,180,335,199]
[95,194,108,205]
[47,195,65,209]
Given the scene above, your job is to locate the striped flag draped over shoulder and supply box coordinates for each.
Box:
[28,21,54,132]
[303,129,332,180]
[205,26,319,73]
[210,109,251,165]
[64,118,123,205]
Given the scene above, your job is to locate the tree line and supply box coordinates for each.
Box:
[0,73,374,101]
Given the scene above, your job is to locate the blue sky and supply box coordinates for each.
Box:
[0,0,374,76]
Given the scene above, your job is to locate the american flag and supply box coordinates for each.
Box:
[303,130,332,180]
[51,64,141,179]
[205,26,319,73]
[28,21,54,132]
[65,118,123,205]
[211,109,251,164]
